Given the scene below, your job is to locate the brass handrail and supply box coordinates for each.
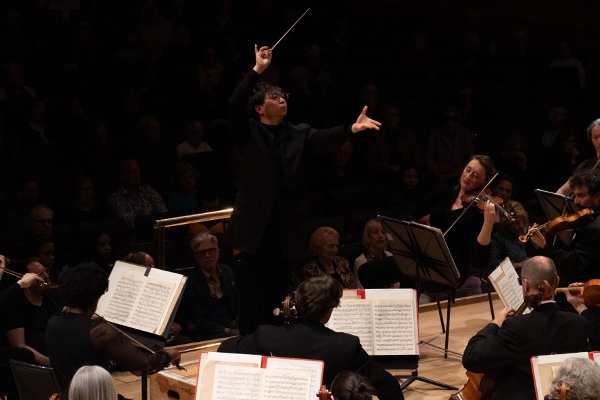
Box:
[153,208,234,269]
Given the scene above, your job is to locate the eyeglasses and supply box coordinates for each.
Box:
[517,277,525,285]
[267,92,289,101]
[194,248,219,257]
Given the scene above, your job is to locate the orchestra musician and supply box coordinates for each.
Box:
[46,263,181,397]
[357,155,497,293]
[225,44,381,334]
[564,283,600,350]
[462,256,589,400]
[217,275,403,400]
[527,168,600,285]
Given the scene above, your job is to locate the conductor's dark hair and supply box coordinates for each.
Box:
[247,81,283,116]
[58,263,108,309]
[569,168,600,196]
[295,275,343,322]
[331,371,376,400]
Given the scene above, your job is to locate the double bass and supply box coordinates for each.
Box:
[450,281,553,400]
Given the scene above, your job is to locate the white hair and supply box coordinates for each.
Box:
[549,357,600,400]
[69,365,118,400]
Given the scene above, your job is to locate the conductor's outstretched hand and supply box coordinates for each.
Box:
[351,106,382,133]
[254,45,272,74]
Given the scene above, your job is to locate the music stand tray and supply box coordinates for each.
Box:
[376,216,459,391]
[535,189,577,245]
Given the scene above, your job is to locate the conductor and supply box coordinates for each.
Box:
[226,45,381,334]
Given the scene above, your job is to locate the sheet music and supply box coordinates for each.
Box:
[326,300,374,354]
[372,299,417,355]
[260,369,312,400]
[489,257,523,310]
[531,352,591,400]
[212,365,262,400]
[197,353,263,400]
[264,357,323,398]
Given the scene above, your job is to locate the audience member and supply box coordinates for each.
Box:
[56,174,109,226]
[218,275,403,400]
[17,97,50,147]
[366,103,422,182]
[0,60,37,128]
[23,235,56,274]
[309,139,363,192]
[425,106,474,185]
[134,115,178,187]
[175,120,212,160]
[82,229,115,275]
[107,159,167,230]
[301,227,355,289]
[166,162,198,215]
[124,250,155,268]
[353,219,393,289]
[0,176,38,255]
[492,174,528,229]
[181,233,238,341]
[549,39,585,89]
[331,371,376,400]
[46,263,180,396]
[389,162,430,214]
[187,188,226,236]
[69,365,118,400]
[0,257,61,366]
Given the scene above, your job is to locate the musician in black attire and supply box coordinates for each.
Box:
[358,155,497,291]
[528,168,600,285]
[462,256,589,399]
[217,275,403,400]
[46,263,180,397]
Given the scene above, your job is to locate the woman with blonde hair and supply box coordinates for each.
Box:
[68,365,117,400]
[353,219,393,289]
[301,227,355,288]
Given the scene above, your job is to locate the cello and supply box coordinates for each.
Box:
[449,281,553,400]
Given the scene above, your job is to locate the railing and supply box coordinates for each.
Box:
[152,208,234,269]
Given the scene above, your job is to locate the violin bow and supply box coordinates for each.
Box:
[443,172,499,236]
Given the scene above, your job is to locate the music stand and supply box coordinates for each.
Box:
[535,189,577,245]
[377,216,460,391]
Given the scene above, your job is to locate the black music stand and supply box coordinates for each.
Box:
[535,189,577,245]
[377,216,460,391]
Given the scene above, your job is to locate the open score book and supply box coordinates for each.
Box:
[195,352,324,400]
[488,257,524,311]
[325,288,419,355]
[531,352,600,400]
[95,261,187,339]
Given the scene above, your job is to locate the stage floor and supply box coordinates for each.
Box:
[114,293,502,400]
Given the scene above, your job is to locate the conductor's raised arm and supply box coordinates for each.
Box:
[253,45,272,74]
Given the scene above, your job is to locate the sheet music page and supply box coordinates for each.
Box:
[96,261,183,335]
[196,352,263,400]
[365,289,418,355]
[489,257,523,310]
[259,369,312,400]
[325,299,374,354]
[264,357,323,398]
[212,364,263,400]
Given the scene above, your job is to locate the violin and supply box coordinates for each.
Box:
[450,281,552,400]
[518,208,595,243]
[555,279,600,309]
[317,385,331,400]
[273,295,298,324]
[460,188,516,224]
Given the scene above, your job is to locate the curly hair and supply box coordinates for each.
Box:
[58,263,108,309]
[569,168,600,196]
[549,357,600,400]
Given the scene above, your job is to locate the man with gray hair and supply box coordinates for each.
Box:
[463,256,589,400]
[180,233,238,341]
[547,357,600,400]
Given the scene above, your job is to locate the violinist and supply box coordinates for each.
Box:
[528,168,600,285]
[357,156,496,293]
[462,256,589,400]
[0,256,62,366]
[492,174,528,230]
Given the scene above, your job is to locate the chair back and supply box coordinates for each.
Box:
[9,360,62,400]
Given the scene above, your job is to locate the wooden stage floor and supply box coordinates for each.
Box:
[114,294,502,400]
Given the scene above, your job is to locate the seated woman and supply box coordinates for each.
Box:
[331,371,376,400]
[0,257,62,366]
[166,162,199,215]
[45,263,180,396]
[69,365,117,400]
[301,227,356,289]
[353,219,393,289]
[84,230,116,275]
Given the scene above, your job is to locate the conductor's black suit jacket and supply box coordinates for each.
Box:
[226,70,353,258]
[462,302,589,400]
[218,319,403,400]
